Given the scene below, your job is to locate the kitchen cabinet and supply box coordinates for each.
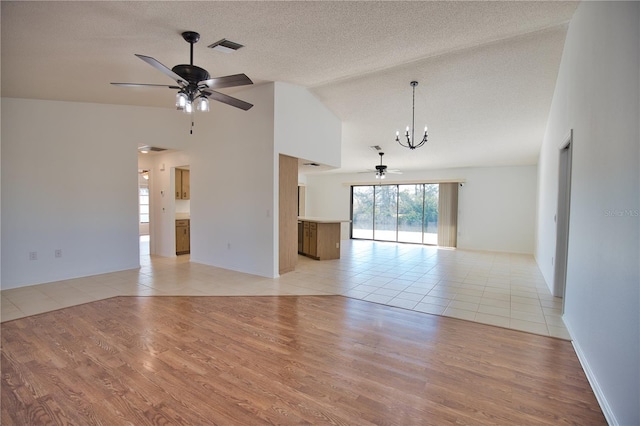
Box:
[298,219,342,260]
[175,169,190,200]
[176,219,190,255]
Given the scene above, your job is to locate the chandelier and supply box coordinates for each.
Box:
[375,152,387,179]
[395,81,428,150]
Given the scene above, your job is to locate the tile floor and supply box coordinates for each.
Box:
[1,237,569,339]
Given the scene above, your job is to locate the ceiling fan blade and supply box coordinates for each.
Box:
[111,82,181,89]
[203,89,253,111]
[135,54,186,86]
[199,73,253,89]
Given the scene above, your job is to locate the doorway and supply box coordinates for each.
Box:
[554,130,573,309]
[138,169,151,259]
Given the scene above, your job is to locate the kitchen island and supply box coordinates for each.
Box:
[297,217,350,260]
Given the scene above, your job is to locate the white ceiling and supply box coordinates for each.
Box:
[1,1,577,174]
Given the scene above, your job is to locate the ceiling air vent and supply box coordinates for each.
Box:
[208,39,244,53]
[303,162,320,167]
[369,145,382,151]
[138,146,167,153]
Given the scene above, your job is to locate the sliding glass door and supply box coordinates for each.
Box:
[423,184,439,245]
[398,184,423,243]
[351,183,444,246]
[374,185,397,241]
[352,186,374,239]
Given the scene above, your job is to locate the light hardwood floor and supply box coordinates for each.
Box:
[2,240,569,339]
[1,295,605,425]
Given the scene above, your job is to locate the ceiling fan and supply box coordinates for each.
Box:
[359,152,402,178]
[111,31,253,112]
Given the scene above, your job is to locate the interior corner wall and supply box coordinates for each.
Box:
[1,98,187,289]
[273,82,341,168]
[535,2,639,424]
[272,82,341,274]
[305,165,537,254]
[188,83,277,278]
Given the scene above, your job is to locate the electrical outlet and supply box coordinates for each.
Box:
[55,249,62,258]
[29,251,37,261]
[336,242,340,249]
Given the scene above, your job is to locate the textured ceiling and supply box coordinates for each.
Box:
[1,1,577,173]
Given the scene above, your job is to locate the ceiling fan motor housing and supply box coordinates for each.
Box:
[172,64,210,85]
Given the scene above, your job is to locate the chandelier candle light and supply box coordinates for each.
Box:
[396,81,428,150]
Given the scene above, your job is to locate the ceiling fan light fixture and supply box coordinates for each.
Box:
[197,96,210,112]
[176,91,188,109]
[111,31,254,130]
[375,152,387,179]
[184,100,193,114]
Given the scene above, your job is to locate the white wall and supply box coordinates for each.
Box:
[535,2,639,424]
[188,83,277,277]
[1,83,342,286]
[273,82,342,168]
[273,81,342,272]
[187,82,341,277]
[305,165,537,254]
[1,98,187,289]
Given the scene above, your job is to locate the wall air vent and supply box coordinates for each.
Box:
[208,39,244,53]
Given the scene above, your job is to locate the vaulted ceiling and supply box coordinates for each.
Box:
[1,1,577,174]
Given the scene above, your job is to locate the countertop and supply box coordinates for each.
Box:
[298,217,351,223]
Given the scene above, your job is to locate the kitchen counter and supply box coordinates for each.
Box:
[297,217,350,224]
[297,218,349,260]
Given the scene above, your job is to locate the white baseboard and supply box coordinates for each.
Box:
[564,317,616,425]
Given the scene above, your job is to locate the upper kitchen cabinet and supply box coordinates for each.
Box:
[175,168,190,200]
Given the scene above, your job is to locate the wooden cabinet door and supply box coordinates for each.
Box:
[302,221,310,254]
[175,169,183,199]
[176,220,190,254]
[181,170,190,200]
[175,169,190,200]
[298,222,304,253]
[309,222,318,257]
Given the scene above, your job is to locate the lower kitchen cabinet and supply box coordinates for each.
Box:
[298,220,341,260]
[176,219,190,255]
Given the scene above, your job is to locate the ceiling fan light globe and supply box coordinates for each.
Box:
[197,97,210,112]
[184,100,193,114]
[176,92,188,108]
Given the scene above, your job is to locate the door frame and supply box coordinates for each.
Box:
[553,130,573,309]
